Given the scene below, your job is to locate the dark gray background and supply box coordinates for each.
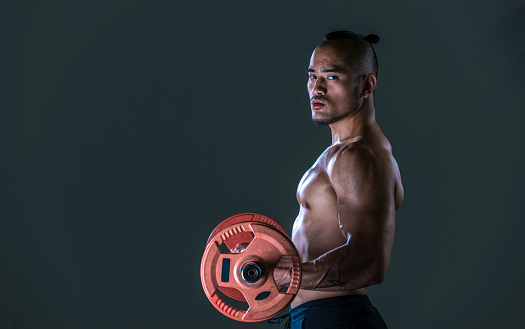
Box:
[1,1,524,328]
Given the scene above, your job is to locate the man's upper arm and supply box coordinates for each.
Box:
[328,145,396,279]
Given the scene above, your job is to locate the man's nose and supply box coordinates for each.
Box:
[312,79,326,95]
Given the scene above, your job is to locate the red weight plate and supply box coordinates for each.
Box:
[205,213,289,301]
[201,222,301,322]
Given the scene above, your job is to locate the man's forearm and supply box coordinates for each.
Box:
[298,242,386,292]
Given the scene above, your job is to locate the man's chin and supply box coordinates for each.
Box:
[312,118,330,125]
[311,112,330,125]
[312,110,353,126]
[312,113,335,125]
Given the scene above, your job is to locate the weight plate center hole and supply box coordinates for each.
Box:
[241,263,262,283]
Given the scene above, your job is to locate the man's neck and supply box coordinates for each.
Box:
[329,105,376,146]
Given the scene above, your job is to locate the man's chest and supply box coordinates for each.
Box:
[296,147,341,209]
[297,166,335,207]
[293,165,346,260]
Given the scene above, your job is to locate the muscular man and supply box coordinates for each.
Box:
[273,31,404,328]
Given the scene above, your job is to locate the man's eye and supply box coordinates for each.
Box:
[327,75,338,80]
[309,75,317,80]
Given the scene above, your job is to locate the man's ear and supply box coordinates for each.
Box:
[361,74,377,98]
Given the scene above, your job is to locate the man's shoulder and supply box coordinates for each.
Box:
[326,137,395,186]
[328,139,377,170]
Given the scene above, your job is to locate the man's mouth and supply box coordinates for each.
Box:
[311,98,326,109]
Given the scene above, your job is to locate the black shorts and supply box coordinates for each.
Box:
[288,295,388,329]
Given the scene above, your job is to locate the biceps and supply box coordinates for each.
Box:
[336,199,393,247]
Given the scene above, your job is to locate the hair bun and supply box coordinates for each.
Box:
[365,34,380,44]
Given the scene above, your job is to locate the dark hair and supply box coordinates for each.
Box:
[322,30,380,78]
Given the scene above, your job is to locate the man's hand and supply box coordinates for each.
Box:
[230,242,250,254]
[273,256,292,287]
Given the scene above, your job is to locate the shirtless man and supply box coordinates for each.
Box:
[273,31,404,328]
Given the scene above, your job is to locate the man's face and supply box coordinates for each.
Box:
[307,42,361,125]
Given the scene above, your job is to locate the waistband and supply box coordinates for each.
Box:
[290,294,373,319]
